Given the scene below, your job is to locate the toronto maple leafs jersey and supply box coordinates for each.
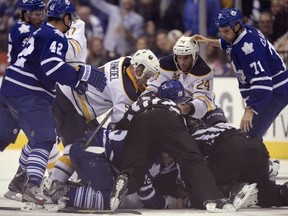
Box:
[58,57,141,123]
[7,21,38,65]
[146,55,217,119]
[220,25,288,114]
[0,23,80,103]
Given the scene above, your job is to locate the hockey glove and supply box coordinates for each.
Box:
[76,65,107,93]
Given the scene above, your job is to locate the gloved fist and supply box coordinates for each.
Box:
[77,65,107,93]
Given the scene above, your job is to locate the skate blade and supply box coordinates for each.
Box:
[4,190,23,202]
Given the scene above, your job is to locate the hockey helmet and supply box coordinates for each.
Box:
[18,0,45,11]
[173,36,199,57]
[215,8,243,29]
[130,49,159,79]
[158,79,185,103]
[47,0,76,21]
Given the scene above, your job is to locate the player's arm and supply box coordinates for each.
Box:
[183,71,217,119]
[191,34,221,47]
[40,34,106,93]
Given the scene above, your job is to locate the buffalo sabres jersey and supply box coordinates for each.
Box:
[146,55,217,118]
[65,18,87,67]
[220,25,288,114]
[7,20,38,65]
[0,23,80,103]
[58,57,141,124]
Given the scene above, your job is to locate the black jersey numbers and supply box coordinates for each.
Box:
[196,80,210,91]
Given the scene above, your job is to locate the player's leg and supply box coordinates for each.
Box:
[0,95,20,151]
[249,94,288,138]
[50,86,87,183]
[5,95,57,204]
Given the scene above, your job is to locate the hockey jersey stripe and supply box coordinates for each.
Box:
[41,57,63,65]
[46,61,65,76]
[8,65,38,79]
[4,77,55,97]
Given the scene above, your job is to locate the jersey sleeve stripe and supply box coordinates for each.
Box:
[45,61,65,76]
[41,57,63,65]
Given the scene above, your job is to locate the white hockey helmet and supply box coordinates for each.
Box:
[173,36,199,59]
[130,49,160,79]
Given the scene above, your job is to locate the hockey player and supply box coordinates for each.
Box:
[0,0,107,210]
[158,79,288,209]
[145,35,217,119]
[191,8,288,139]
[108,93,238,213]
[0,0,59,201]
[50,48,160,184]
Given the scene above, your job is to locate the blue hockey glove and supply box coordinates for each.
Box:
[77,65,107,93]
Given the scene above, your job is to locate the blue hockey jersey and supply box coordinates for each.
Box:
[7,21,38,65]
[220,25,288,114]
[1,23,80,103]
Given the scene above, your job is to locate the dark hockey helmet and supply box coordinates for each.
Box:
[18,0,45,11]
[158,79,185,103]
[215,8,243,29]
[47,0,76,21]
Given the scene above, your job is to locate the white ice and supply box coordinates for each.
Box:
[1,150,288,216]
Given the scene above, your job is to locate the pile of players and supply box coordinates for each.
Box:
[1,0,288,213]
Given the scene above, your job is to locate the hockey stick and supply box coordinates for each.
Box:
[85,109,113,147]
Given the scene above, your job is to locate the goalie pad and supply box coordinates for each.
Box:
[70,142,114,191]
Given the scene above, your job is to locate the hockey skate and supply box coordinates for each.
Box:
[21,176,64,212]
[4,166,26,202]
[110,173,129,211]
[204,198,236,213]
[230,183,258,209]
[40,177,69,209]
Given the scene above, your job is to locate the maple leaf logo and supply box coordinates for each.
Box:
[241,42,254,55]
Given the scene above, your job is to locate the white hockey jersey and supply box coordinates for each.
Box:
[59,57,141,124]
[65,18,87,67]
[146,55,217,118]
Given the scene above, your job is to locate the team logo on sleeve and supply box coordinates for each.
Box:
[19,24,30,34]
[241,42,254,55]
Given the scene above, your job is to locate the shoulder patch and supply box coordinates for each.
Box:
[190,57,211,76]
[160,55,177,71]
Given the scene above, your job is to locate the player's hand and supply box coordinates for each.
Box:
[240,107,254,133]
[77,65,107,92]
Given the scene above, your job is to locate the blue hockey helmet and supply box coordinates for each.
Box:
[158,79,185,103]
[18,0,45,11]
[215,8,243,29]
[47,0,76,20]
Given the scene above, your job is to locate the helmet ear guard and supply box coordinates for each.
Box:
[130,49,159,79]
